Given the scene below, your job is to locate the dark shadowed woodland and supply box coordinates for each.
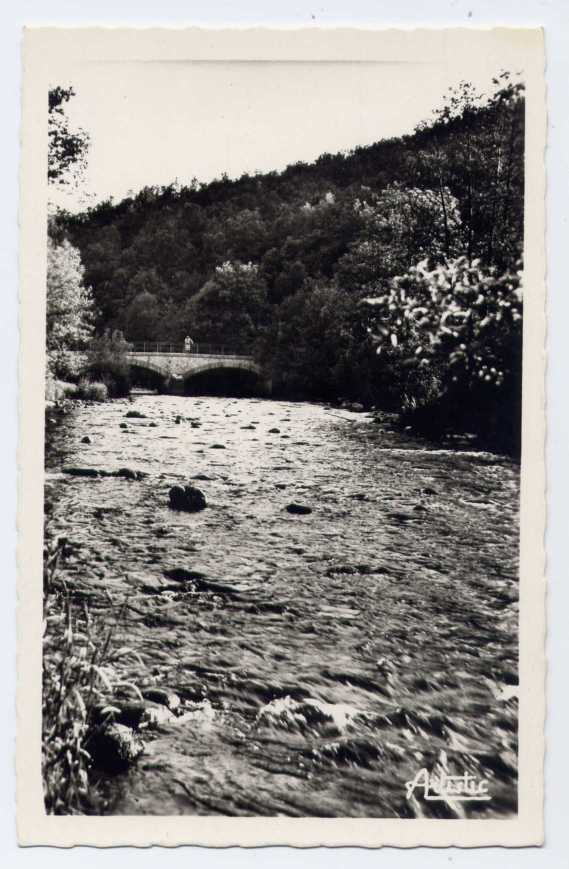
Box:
[48,75,524,453]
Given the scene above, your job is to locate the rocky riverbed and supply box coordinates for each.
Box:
[44,395,520,817]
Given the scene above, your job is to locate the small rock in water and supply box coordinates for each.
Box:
[169,484,207,512]
[164,568,239,596]
[114,467,146,481]
[140,576,167,594]
[89,722,145,772]
[63,467,100,478]
[93,506,122,520]
[142,688,181,711]
[119,423,128,429]
[175,415,183,424]
[286,503,312,515]
[388,511,415,523]
[81,435,92,444]
[125,410,146,419]
[268,428,280,434]
[210,444,226,449]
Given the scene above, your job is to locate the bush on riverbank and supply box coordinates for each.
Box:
[45,378,79,403]
[85,330,132,398]
[76,379,109,402]
[365,257,523,455]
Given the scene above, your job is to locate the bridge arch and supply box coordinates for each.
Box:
[128,361,169,391]
[179,359,268,397]
[179,359,263,380]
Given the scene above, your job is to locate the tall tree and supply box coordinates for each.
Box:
[46,238,95,378]
[48,86,90,188]
[183,261,268,348]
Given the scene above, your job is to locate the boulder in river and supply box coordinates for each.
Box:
[125,410,147,419]
[89,722,145,772]
[210,443,226,449]
[168,484,207,512]
[268,428,280,434]
[81,435,92,444]
[286,503,312,515]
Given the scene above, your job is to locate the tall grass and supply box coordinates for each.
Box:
[42,535,142,814]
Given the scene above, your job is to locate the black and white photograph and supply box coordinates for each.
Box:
[17,26,546,846]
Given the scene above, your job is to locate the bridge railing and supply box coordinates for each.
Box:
[127,342,250,357]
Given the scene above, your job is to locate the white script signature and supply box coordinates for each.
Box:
[405,768,491,802]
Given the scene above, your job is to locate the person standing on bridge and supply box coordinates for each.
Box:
[184,335,195,354]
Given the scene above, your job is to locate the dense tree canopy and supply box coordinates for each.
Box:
[50,73,525,451]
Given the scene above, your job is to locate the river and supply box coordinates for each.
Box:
[44,394,520,818]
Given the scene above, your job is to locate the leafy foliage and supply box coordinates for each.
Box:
[50,74,525,450]
[48,87,90,188]
[366,257,522,391]
[86,330,132,397]
[181,261,268,349]
[76,379,109,401]
[46,238,95,379]
[42,536,141,814]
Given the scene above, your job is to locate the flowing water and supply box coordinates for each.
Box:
[44,395,519,818]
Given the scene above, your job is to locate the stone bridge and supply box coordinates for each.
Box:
[126,349,263,384]
[76,344,268,393]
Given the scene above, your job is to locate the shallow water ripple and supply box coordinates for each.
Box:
[45,396,519,817]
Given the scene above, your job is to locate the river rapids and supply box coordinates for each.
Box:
[44,395,519,818]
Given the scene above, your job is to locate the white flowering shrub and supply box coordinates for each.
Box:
[365,256,523,391]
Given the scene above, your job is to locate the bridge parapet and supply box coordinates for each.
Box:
[128,342,250,357]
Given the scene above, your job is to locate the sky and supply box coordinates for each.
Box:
[50,56,523,212]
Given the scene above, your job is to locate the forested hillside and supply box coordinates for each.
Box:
[52,74,525,452]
